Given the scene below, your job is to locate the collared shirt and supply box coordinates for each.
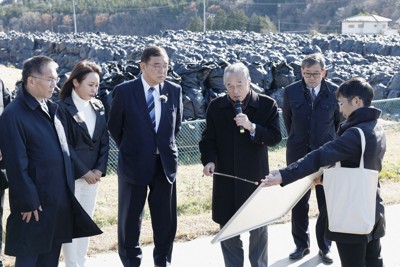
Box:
[141,75,162,132]
[72,89,96,138]
[307,83,321,97]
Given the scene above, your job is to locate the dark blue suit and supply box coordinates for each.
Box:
[0,85,101,264]
[283,78,340,253]
[108,77,182,267]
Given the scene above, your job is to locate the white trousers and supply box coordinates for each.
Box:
[62,178,98,267]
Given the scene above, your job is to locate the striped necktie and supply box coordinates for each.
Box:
[310,88,317,102]
[147,87,156,130]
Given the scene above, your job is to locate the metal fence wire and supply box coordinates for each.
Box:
[107,98,400,173]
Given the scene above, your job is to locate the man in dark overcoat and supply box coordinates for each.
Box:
[199,62,281,267]
[282,53,341,263]
[0,56,101,267]
[0,77,11,267]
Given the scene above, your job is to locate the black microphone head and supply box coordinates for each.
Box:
[234,100,242,114]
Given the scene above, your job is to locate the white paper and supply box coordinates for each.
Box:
[211,169,323,244]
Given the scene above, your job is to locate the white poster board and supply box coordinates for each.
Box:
[211,169,323,244]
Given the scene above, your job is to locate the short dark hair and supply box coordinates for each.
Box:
[336,77,374,107]
[140,46,168,63]
[301,53,325,70]
[59,60,102,100]
[22,56,58,86]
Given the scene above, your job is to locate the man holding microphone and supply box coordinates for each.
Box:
[199,62,282,267]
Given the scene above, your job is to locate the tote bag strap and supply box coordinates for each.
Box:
[334,127,366,168]
[353,127,366,168]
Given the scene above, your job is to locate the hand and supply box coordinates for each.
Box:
[82,170,98,184]
[314,176,322,185]
[203,162,215,176]
[261,170,283,187]
[0,149,2,161]
[234,113,252,131]
[92,169,103,182]
[21,205,42,223]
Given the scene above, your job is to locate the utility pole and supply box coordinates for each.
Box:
[49,3,54,32]
[277,3,281,33]
[72,0,77,34]
[203,0,206,33]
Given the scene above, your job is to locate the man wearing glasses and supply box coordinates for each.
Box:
[282,53,341,264]
[108,46,183,267]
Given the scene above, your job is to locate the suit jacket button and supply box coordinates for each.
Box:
[89,146,94,150]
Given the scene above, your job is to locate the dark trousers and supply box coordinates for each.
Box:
[14,243,62,267]
[336,238,383,267]
[118,157,177,267]
[0,189,3,267]
[291,185,331,252]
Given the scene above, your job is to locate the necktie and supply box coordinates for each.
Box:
[147,87,156,130]
[310,88,317,102]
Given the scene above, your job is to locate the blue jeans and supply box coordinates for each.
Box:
[220,225,268,267]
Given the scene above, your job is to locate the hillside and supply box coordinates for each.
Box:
[0,0,399,35]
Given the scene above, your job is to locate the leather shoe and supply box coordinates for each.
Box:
[319,250,333,264]
[289,247,310,259]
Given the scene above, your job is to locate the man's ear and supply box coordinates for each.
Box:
[353,96,364,107]
[321,69,327,78]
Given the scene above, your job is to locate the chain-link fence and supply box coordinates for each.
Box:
[107,98,400,173]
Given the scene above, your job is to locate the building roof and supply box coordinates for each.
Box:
[342,14,392,23]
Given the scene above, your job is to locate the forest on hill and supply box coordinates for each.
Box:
[0,0,399,35]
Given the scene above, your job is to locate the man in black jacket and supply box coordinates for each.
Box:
[200,62,281,267]
[0,77,11,267]
[263,77,386,267]
[282,53,341,263]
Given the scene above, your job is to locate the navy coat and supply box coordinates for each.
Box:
[199,91,282,225]
[283,79,341,164]
[0,78,11,190]
[0,86,101,256]
[57,96,109,179]
[280,107,386,244]
[108,78,183,185]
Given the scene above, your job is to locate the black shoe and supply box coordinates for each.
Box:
[289,247,310,259]
[319,250,333,264]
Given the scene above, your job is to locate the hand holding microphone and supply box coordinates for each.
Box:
[234,100,245,133]
[234,100,254,134]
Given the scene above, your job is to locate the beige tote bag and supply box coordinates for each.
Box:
[323,127,378,235]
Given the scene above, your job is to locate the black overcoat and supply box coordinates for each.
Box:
[0,86,101,256]
[199,91,282,225]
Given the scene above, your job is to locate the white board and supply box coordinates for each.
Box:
[211,169,323,244]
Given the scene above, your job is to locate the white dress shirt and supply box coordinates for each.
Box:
[141,76,162,133]
[72,89,97,138]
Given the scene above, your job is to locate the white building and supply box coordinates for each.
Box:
[341,14,392,34]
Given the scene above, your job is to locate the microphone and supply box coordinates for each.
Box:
[234,100,245,134]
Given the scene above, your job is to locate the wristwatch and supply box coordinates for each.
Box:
[250,123,256,134]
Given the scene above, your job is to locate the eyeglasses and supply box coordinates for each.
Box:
[31,76,60,85]
[147,63,169,71]
[303,72,322,79]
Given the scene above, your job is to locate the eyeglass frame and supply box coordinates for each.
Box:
[303,72,322,79]
[146,63,169,71]
[30,75,60,85]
